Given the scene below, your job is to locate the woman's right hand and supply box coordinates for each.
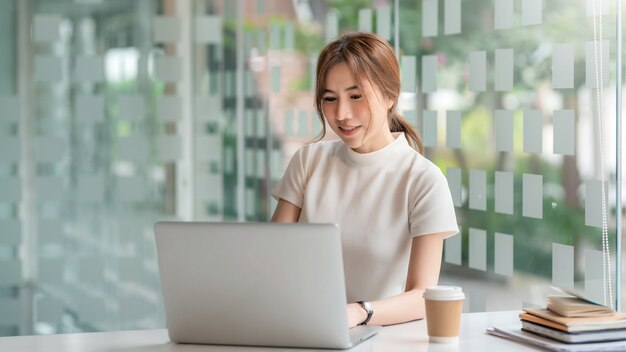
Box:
[346,303,367,328]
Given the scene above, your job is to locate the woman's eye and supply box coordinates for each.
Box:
[323,97,336,102]
[351,95,362,100]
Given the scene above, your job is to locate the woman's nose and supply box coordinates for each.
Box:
[336,100,351,120]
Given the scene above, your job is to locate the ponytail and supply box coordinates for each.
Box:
[389,111,424,154]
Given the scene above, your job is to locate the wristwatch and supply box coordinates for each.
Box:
[356,301,373,325]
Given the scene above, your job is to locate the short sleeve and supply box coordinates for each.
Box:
[409,168,459,238]
[271,147,308,208]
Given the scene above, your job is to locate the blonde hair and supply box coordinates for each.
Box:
[314,32,424,154]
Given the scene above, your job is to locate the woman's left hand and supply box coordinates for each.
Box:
[346,303,366,328]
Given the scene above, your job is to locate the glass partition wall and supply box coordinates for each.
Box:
[399,0,622,313]
[0,0,622,336]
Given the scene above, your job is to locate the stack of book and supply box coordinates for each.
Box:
[487,287,626,351]
[519,288,626,344]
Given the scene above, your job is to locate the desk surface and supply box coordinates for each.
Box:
[0,311,540,351]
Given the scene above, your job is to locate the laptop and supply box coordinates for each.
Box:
[154,221,381,349]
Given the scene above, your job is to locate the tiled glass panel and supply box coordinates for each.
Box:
[153,16,181,43]
[422,0,438,37]
[495,171,514,215]
[399,0,620,312]
[446,167,462,207]
[494,233,514,277]
[444,229,462,265]
[522,0,543,26]
[358,8,372,33]
[469,51,486,91]
[376,5,391,40]
[444,0,461,35]
[494,0,514,30]
[552,43,575,89]
[421,55,437,93]
[422,110,438,147]
[469,228,487,271]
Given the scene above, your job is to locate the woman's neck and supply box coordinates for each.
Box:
[351,130,396,154]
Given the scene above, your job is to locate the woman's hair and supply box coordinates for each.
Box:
[314,32,424,154]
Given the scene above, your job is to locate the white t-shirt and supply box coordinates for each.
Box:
[271,133,459,302]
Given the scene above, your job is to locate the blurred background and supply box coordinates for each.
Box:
[0,0,624,336]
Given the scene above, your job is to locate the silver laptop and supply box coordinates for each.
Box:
[154,221,380,349]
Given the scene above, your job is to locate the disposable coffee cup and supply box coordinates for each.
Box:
[423,286,465,344]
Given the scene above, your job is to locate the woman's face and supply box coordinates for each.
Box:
[321,63,394,153]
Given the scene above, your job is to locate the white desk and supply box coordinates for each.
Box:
[0,311,541,351]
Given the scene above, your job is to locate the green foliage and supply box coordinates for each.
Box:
[294,22,325,56]
[460,106,491,163]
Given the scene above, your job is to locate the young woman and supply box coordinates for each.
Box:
[271,32,458,327]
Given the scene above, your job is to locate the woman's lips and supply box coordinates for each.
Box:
[338,125,361,136]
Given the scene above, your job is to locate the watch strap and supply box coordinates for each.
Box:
[356,301,373,325]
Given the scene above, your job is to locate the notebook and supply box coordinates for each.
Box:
[521,308,626,332]
[154,221,380,349]
[488,325,626,352]
[521,320,626,344]
[548,286,614,317]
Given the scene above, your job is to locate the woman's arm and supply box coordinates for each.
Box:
[271,199,302,223]
[347,232,450,327]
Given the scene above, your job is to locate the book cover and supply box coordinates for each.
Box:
[523,308,626,330]
[548,287,614,318]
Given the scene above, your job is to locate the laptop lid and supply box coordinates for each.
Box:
[154,221,359,349]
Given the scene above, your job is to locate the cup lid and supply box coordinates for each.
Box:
[423,286,465,301]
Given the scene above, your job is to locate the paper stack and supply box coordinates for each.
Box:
[487,287,626,351]
[518,287,626,344]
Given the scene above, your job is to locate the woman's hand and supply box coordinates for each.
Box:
[346,303,367,328]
